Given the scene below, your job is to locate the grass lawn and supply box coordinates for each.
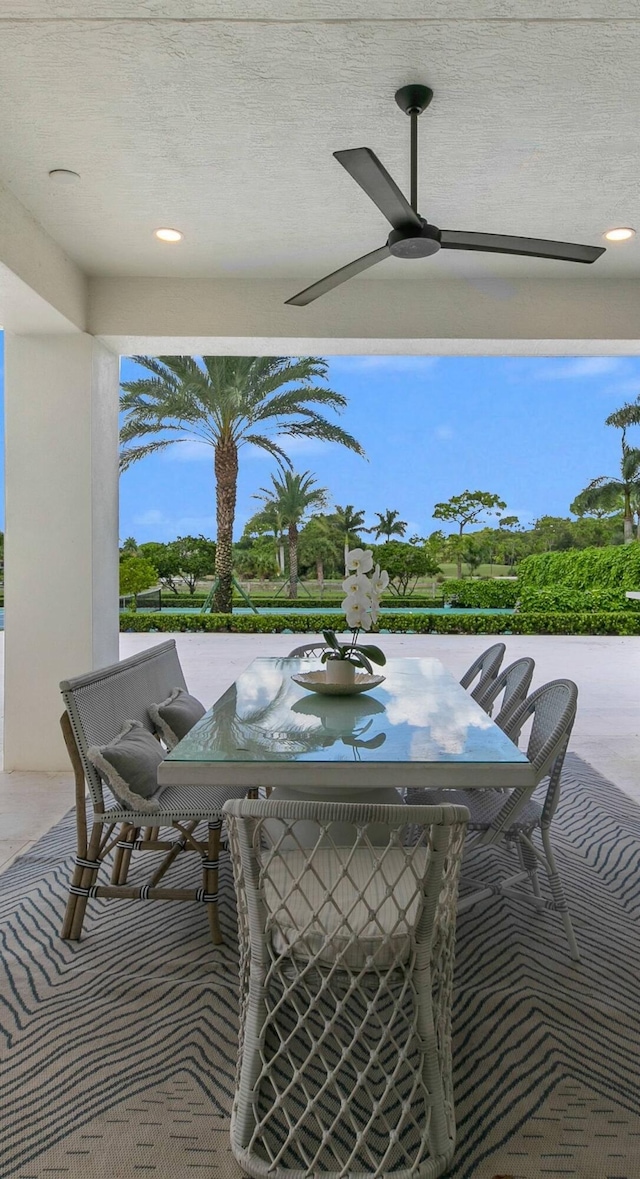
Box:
[182,564,514,597]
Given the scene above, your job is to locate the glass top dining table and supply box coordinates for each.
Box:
[157,656,534,799]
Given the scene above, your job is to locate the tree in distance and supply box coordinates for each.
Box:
[138,536,216,594]
[331,504,367,573]
[373,540,440,596]
[298,515,342,588]
[119,555,158,607]
[139,541,182,594]
[254,471,328,599]
[120,356,364,612]
[370,509,408,542]
[433,490,507,577]
[572,442,640,544]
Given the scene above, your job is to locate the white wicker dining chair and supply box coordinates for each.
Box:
[474,655,535,731]
[410,679,580,960]
[223,796,469,1179]
[459,641,506,701]
[287,641,330,658]
[59,640,247,945]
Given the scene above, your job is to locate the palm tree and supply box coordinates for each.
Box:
[298,515,341,589]
[331,504,367,572]
[245,501,287,574]
[119,356,364,611]
[371,509,408,542]
[573,442,640,543]
[255,471,328,598]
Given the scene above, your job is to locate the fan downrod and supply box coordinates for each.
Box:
[394,84,433,116]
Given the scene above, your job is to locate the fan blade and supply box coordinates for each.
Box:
[285,245,391,307]
[334,148,422,232]
[440,230,605,264]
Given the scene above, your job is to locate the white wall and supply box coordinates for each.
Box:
[4,333,119,769]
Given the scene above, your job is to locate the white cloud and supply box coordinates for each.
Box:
[330,356,439,374]
[164,440,211,463]
[244,435,325,460]
[132,509,168,527]
[435,425,454,440]
[129,508,215,540]
[538,357,628,380]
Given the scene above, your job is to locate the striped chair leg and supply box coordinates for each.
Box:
[541,825,580,961]
[117,826,140,884]
[111,823,132,885]
[65,822,103,941]
[204,822,222,946]
[518,834,541,899]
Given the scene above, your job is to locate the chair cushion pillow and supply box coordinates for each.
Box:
[148,687,206,749]
[264,847,428,969]
[87,720,164,812]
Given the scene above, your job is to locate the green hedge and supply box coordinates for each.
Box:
[154,594,446,610]
[120,610,640,636]
[517,585,640,612]
[518,545,640,591]
[441,579,519,608]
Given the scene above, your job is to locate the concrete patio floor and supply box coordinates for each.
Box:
[1,631,638,874]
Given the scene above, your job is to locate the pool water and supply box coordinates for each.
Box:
[154,606,512,617]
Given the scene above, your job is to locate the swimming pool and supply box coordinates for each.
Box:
[151,606,513,617]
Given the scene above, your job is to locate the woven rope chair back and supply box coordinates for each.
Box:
[460,642,506,698]
[475,656,535,731]
[223,796,469,1179]
[287,642,330,658]
[60,640,187,811]
[484,679,578,839]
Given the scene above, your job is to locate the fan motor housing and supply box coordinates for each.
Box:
[388,223,441,259]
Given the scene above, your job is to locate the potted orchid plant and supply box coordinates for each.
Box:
[322,548,388,686]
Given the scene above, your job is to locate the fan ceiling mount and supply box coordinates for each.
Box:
[286,83,605,306]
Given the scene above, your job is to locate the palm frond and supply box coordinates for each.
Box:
[250,386,348,424]
[242,434,293,468]
[606,401,640,430]
[275,415,366,456]
[119,439,180,471]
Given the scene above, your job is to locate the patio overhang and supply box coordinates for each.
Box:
[1,2,640,768]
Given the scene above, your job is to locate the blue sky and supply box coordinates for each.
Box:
[1,348,639,540]
[117,354,640,543]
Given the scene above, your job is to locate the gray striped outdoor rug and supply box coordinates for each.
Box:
[1,754,639,1179]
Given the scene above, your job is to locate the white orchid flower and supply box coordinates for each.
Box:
[342,572,369,596]
[343,591,372,630]
[346,548,374,575]
[371,563,390,596]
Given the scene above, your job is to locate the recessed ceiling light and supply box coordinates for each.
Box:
[154,227,183,242]
[48,168,80,184]
[604,226,636,242]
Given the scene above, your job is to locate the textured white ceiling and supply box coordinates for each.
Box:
[0,6,639,286]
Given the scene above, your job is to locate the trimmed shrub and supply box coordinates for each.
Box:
[518,545,640,591]
[441,579,519,608]
[120,609,640,636]
[517,585,639,612]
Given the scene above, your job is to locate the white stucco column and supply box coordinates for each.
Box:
[4,333,119,770]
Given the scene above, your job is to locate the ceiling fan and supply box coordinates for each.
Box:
[285,84,605,307]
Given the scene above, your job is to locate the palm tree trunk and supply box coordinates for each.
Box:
[344,539,349,574]
[278,541,285,574]
[288,523,298,599]
[316,557,324,588]
[624,488,634,543]
[213,437,238,612]
[457,526,463,579]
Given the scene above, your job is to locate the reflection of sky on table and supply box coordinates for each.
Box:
[166,657,528,766]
